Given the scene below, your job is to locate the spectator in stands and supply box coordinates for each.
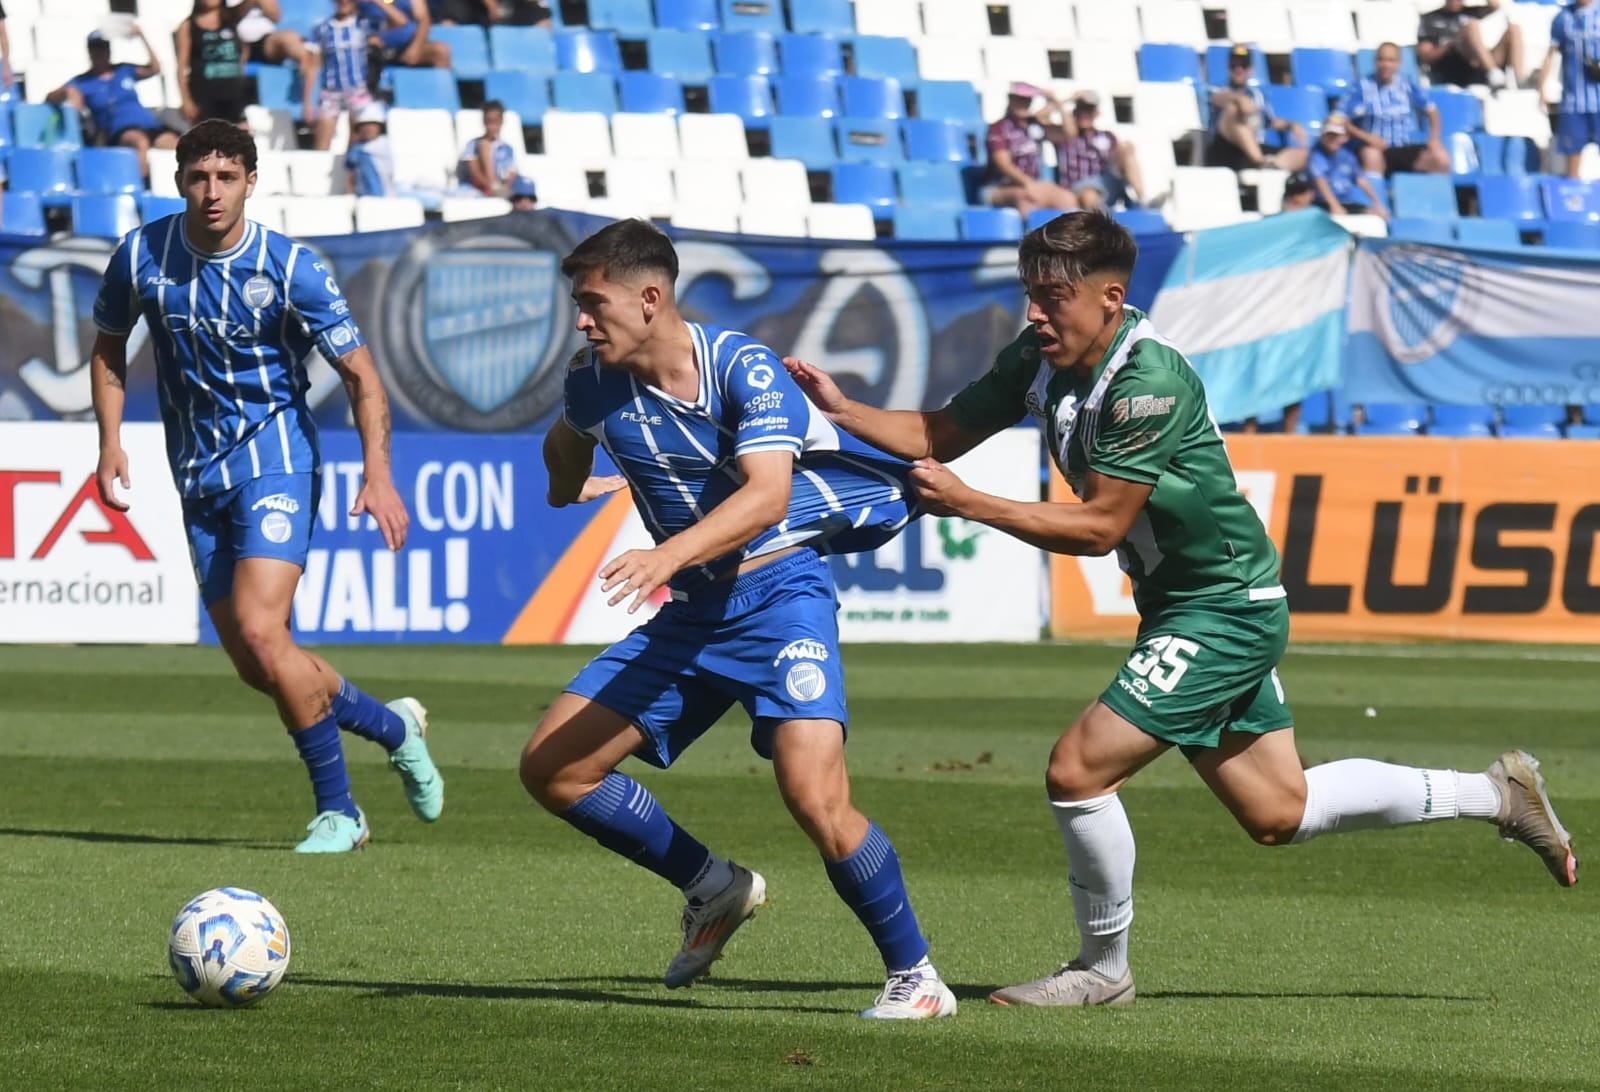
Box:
[1417,0,1525,90]
[1280,170,1314,212]
[509,174,538,210]
[1206,45,1309,171]
[1,0,12,91]
[229,0,311,76]
[47,30,180,182]
[360,0,453,70]
[983,83,1078,219]
[304,0,403,151]
[432,0,499,25]
[177,0,254,127]
[1055,92,1146,212]
[458,99,518,197]
[1340,43,1448,176]
[345,101,396,196]
[1539,0,1600,179]
[1308,114,1388,220]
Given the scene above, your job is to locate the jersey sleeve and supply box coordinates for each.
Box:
[724,343,805,457]
[1408,77,1434,114]
[285,247,365,361]
[944,332,1033,437]
[562,349,602,434]
[1087,358,1192,486]
[92,232,140,335]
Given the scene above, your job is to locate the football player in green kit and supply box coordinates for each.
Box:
[783,210,1576,1009]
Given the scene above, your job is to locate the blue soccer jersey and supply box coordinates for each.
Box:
[563,323,915,592]
[93,214,364,499]
[1554,3,1600,115]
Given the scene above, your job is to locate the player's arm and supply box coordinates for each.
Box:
[782,356,995,463]
[915,461,1152,556]
[91,331,134,513]
[543,416,628,506]
[330,344,408,550]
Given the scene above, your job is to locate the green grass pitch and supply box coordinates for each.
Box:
[0,642,1596,1091]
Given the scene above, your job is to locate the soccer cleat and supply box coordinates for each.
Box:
[663,864,767,988]
[294,807,370,854]
[860,961,958,1020]
[989,961,1136,1008]
[1487,750,1577,887]
[386,698,444,822]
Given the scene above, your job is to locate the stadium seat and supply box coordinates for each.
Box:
[921,0,991,39]
[1224,0,1293,50]
[915,80,983,126]
[831,161,897,211]
[1542,219,1600,249]
[902,118,973,163]
[774,75,840,117]
[8,147,74,207]
[386,109,458,192]
[485,70,551,120]
[897,161,966,207]
[390,68,462,112]
[1453,217,1519,248]
[275,0,325,35]
[712,31,777,75]
[834,117,904,162]
[1289,0,1359,49]
[1008,0,1075,47]
[1476,175,1546,226]
[251,151,293,197]
[556,29,624,74]
[1391,173,1459,220]
[674,160,744,210]
[806,202,877,240]
[1428,404,1494,437]
[139,193,186,222]
[1138,43,1203,84]
[355,195,426,232]
[739,203,809,237]
[1431,89,1483,137]
[3,190,47,235]
[252,65,297,116]
[788,0,854,35]
[620,72,685,113]
[76,147,143,196]
[768,115,838,169]
[587,0,654,35]
[648,29,715,83]
[541,111,615,170]
[1471,133,1540,177]
[657,0,720,31]
[708,75,774,128]
[1139,0,1211,48]
[915,37,986,84]
[1355,403,1427,435]
[960,205,1023,241]
[1499,403,1567,437]
[779,34,845,78]
[1167,166,1244,231]
[282,149,344,196]
[1353,0,1418,47]
[281,195,356,237]
[490,26,558,74]
[1541,178,1600,223]
[12,103,81,149]
[1355,45,1420,83]
[457,107,528,158]
[1132,82,1204,143]
[246,196,289,234]
[1026,207,1064,232]
[1264,85,1327,133]
[554,72,621,114]
[717,0,782,32]
[850,36,920,86]
[678,113,749,161]
[518,154,592,207]
[1388,217,1453,243]
[610,112,682,161]
[604,161,676,217]
[741,156,812,206]
[440,196,513,221]
[1206,44,1264,89]
[839,76,905,120]
[432,25,490,80]
[1290,47,1355,94]
[854,0,922,39]
[1078,1,1142,42]
[672,203,742,232]
[982,38,1054,88]
[1114,206,1170,233]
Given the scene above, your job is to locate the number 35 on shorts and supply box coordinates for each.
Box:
[1122,635,1287,702]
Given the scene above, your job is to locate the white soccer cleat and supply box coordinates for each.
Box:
[990,960,1136,1007]
[663,864,767,988]
[860,961,958,1020]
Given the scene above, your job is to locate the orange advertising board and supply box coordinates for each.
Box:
[1050,436,1600,643]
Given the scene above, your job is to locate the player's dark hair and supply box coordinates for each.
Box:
[176,119,258,174]
[561,218,679,286]
[483,99,505,115]
[1017,210,1137,289]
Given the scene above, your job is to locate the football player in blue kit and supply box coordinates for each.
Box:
[519,218,957,1020]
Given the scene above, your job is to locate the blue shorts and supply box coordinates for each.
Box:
[1557,112,1600,156]
[183,473,318,606]
[566,549,849,769]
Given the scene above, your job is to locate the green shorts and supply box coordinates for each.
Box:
[1099,595,1294,760]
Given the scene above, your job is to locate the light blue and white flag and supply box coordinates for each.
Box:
[1344,239,1600,407]
[1148,209,1350,424]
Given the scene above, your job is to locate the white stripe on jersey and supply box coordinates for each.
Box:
[186,268,229,491]
[244,228,270,478]
[277,244,305,475]
[219,245,250,482]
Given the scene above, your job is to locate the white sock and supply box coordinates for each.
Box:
[682,855,734,902]
[1051,793,1135,981]
[1293,760,1504,844]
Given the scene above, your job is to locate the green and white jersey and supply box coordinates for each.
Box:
[946,306,1283,614]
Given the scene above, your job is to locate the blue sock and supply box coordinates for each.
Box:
[330,677,407,752]
[290,715,360,820]
[824,821,930,973]
[561,772,711,889]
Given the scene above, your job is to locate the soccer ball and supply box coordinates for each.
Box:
[167,887,292,1007]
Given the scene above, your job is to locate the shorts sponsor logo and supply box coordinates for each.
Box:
[774,637,830,665]
[250,493,300,514]
[785,662,827,702]
[242,275,276,310]
[1116,676,1153,707]
[259,511,293,544]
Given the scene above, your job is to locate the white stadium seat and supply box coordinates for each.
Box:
[1070,44,1141,94]
[674,160,745,210]
[1075,1,1143,44]
[610,112,682,162]
[386,108,458,192]
[440,196,514,221]
[517,154,592,209]
[856,0,924,38]
[1167,166,1248,231]
[982,38,1054,87]
[604,160,677,218]
[1287,1,1359,50]
[1139,1,1210,48]
[1239,166,1290,214]
[281,195,356,238]
[252,152,293,197]
[1483,89,1552,147]
[147,148,179,198]
[541,110,615,171]
[670,204,742,233]
[1132,81,1205,143]
[245,196,288,234]
[284,150,346,197]
[1009,0,1076,48]
[1224,1,1295,52]
[678,113,750,161]
[806,202,878,240]
[739,157,812,206]
[355,195,426,232]
[921,0,992,40]
[738,204,810,237]
[1353,0,1419,48]
[918,36,987,83]
[1122,123,1177,206]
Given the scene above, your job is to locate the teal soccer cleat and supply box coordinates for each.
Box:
[295,807,370,853]
[386,698,444,822]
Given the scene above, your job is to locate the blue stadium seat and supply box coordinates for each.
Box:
[902,118,972,162]
[620,71,685,113]
[1297,391,1336,433]
[1388,216,1453,243]
[1356,46,1420,82]
[834,117,904,162]
[1542,219,1600,248]
[556,29,624,73]
[768,115,837,168]
[485,70,551,119]
[831,161,896,211]
[1138,43,1202,84]
[0,190,46,236]
[76,147,143,195]
[389,68,462,111]
[708,74,774,127]
[648,29,715,82]
[839,75,904,120]
[1356,402,1427,435]
[893,205,960,240]
[553,71,620,113]
[586,0,654,35]
[1206,44,1264,87]
[490,26,558,73]
[71,194,138,241]
[252,65,297,115]
[1113,207,1169,233]
[1541,178,1600,222]
[1290,47,1355,94]
[1428,404,1494,437]
[788,0,854,35]
[1476,175,1546,225]
[1330,389,1357,432]
[139,193,185,222]
[717,0,782,32]
[850,36,919,86]
[915,79,983,125]
[431,24,490,79]
[1390,172,1458,220]
[774,75,840,117]
[1565,423,1600,438]
[712,30,777,75]
[1431,89,1483,136]
[779,34,845,78]
[1499,403,1567,437]
[12,103,83,149]
[897,161,965,206]
[657,0,720,30]
[275,0,322,35]
[960,205,1024,241]
[0,108,10,156]
[8,148,75,207]
[1453,217,1519,247]
[1026,207,1066,232]
[1469,132,1540,177]
[1265,85,1327,130]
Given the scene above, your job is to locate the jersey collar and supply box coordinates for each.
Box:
[177,214,258,264]
[1083,305,1144,385]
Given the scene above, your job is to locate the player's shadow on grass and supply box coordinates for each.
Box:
[290,975,849,1014]
[0,826,281,850]
[1141,989,1488,1003]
